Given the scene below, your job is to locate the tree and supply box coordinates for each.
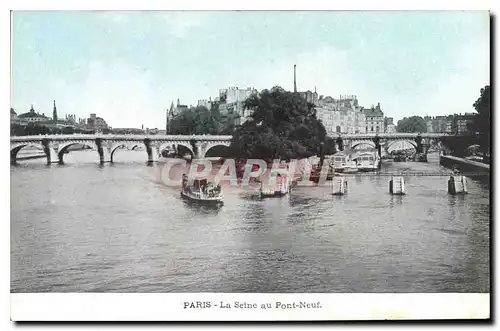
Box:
[61,126,74,134]
[396,116,427,133]
[168,106,223,135]
[229,87,329,160]
[470,85,491,155]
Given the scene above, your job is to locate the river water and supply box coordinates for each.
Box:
[11,151,490,292]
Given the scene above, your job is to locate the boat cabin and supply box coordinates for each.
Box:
[354,151,380,170]
[182,175,221,197]
[332,151,349,168]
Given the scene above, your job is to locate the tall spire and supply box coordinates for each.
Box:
[177,98,180,106]
[293,64,297,93]
[53,100,58,123]
[165,108,169,133]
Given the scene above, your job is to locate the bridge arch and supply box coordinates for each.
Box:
[110,142,145,163]
[57,141,98,164]
[10,143,45,163]
[351,140,376,150]
[202,141,232,158]
[159,142,194,158]
[386,140,418,152]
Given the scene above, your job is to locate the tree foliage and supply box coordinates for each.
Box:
[229,87,332,160]
[168,106,223,135]
[396,116,427,133]
[470,85,491,154]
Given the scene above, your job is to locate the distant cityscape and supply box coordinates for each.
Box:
[10,101,110,131]
[11,82,476,137]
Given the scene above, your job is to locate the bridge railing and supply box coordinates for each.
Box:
[11,133,450,143]
[10,134,235,142]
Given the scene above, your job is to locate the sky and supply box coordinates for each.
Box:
[11,11,490,128]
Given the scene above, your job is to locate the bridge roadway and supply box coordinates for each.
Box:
[10,133,449,165]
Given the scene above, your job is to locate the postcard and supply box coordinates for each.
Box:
[9,9,490,321]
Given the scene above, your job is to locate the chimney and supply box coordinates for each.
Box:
[293,65,297,93]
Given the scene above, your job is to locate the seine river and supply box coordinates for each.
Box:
[11,151,490,292]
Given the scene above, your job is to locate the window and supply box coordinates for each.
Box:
[336,126,341,133]
[371,127,374,132]
[376,126,380,132]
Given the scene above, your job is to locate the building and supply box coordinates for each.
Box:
[315,95,367,136]
[216,86,257,125]
[424,116,453,133]
[10,108,18,123]
[166,99,190,133]
[64,114,78,125]
[16,105,50,123]
[169,99,189,118]
[424,116,434,133]
[86,113,109,130]
[363,103,385,133]
[197,98,213,110]
[454,113,475,135]
[317,108,366,135]
[384,117,396,134]
[298,89,319,105]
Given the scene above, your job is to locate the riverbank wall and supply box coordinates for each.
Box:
[439,155,490,174]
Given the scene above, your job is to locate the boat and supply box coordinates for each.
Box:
[355,151,380,172]
[342,160,359,174]
[393,154,407,162]
[331,151,349,172]
[331,151,359,173]
[180,174,223,205]
[260,174,291,198]
[415,153,428,162]
[332,176,348,195]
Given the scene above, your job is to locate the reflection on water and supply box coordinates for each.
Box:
[10,151,490,292]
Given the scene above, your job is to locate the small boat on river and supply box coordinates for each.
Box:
[181,174,223,205]
[354,151,380,172]
[260,174,291,198]
[331,151,359,174]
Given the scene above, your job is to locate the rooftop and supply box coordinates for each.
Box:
[363,108,384,117]
[18,111,49,119]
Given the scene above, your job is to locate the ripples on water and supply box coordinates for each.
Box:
[11,151,490,292]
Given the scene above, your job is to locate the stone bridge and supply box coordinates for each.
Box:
[10,132,451,164]
[10,134,233,164]
[331,132,450,155]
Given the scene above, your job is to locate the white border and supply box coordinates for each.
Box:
[4,0,499,10]
[4,0,497,325]
[10,293,490,321]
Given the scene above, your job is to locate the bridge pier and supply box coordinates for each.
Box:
[41,139,59,165]
[10,149,17,165]
[195,141,205,159]
[147,146,159,163]
[336,137,344,152]
[95,138,111,164]
[372,136,382,158]
[144,138,159,163]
